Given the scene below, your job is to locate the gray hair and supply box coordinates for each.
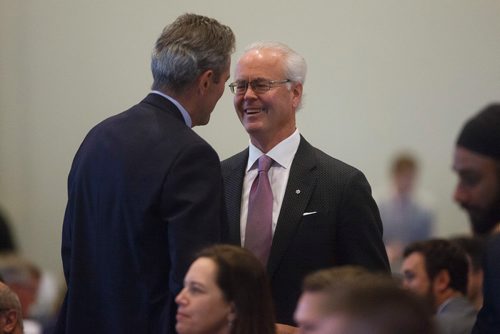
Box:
[242,41,307,85]
[151,13,235,93]
[242,41,307,110]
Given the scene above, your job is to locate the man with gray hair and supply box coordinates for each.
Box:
[56,13,235,333]
[0,281,23,334]
[452,103,500,333]
[222,41,389,325]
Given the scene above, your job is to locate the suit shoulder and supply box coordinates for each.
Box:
[76,101,218,164]
[311,146,364,180]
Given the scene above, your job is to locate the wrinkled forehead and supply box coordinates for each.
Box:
[235,48,285,79]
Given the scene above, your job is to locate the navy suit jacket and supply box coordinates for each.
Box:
[55,94,225,333]
[221,136,390,325]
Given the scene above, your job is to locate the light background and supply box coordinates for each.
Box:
[1,0,499,277]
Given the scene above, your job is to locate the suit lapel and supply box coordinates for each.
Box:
[222,150,248,245]
[267,136,318,276]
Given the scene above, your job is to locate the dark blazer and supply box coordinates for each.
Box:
[222,136,390,325]
[55,94,225,333]
[472,234,500,334]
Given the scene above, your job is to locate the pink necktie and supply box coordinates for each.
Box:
[245,155,273,265]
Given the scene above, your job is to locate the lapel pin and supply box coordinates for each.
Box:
[296,189,301,194]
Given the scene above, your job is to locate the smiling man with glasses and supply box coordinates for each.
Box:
[221,41,390,327]
[229,79,291,95]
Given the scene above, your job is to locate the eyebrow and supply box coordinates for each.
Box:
[184,279,204,287]
[236,77,269,82]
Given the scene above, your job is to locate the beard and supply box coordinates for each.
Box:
[424,286,437,313]
[467,190,500,235]
[463,171,500,235]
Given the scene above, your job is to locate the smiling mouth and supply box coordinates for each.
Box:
[244,108,267,115]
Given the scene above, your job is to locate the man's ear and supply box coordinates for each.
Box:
[433,269,451,293]
[291,82,303,109]
[198,70,214,94]
[2,309,19,333]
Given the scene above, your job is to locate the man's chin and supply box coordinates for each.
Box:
[195,115,211,127]
[243,122,264,136]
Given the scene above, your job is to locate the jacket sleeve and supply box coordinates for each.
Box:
[161,140,225,294]
[334,169,390,272]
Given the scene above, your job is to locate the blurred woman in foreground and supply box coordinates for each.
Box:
[175,244,276,334]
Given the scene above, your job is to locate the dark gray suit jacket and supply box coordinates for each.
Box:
[221,136,389,325]
[436,296,477,334]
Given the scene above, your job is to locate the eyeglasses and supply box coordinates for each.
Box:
[228,79,291,95]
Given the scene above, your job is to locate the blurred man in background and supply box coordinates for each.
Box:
[452,104,500,333]
[376,152,435,271]
[450,235,486,311]
[401,239,476,334]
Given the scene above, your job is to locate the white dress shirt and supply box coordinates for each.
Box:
[240,129,301,245]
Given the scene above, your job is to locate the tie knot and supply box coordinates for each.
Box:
[258,155,273,172]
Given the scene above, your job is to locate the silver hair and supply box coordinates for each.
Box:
[151,13,235,93]
[242,41,307,85]
[242,41,307,110]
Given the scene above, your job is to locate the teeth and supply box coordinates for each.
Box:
[245,108,264,114]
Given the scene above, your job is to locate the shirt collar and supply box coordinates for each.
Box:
[150,90,192,128]
[247,129,300,171]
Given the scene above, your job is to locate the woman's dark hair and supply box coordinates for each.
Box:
[196,244,276,334]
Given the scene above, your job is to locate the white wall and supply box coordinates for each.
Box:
[1,0,499,276]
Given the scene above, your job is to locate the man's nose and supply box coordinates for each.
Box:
[453,184,468,205]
